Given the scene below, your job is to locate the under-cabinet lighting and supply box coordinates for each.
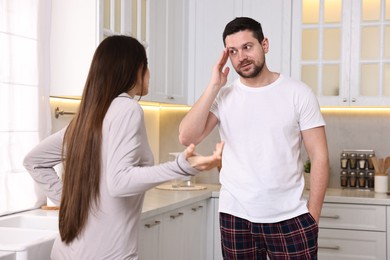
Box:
[320,107,390,115]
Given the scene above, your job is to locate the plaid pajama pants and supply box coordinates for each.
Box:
[219,212,318,260]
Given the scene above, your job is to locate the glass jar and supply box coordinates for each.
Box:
[349,153,357,169]
[367,153,375,170]
[367,171,375,189]
[358,154,366,170]
[340,170,348,187]
[340,152,348,169]
[357,171,366,188]
[349,171,357,187]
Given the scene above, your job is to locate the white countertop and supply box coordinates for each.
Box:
[320,188,390,205]
[9,185,390,222]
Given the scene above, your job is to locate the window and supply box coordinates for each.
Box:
[0,0,51,215]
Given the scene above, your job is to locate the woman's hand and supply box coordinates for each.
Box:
[184,141,224,171]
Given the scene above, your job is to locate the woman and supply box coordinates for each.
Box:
[23,35,223,259]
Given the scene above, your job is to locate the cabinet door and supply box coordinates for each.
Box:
[50,0,101,97]
[160,208,185,260]
[291,0,390,106]
[291,0,350,106]
[146,0,188,104]
[242,0,291,75]
[138,215,162,260]
[387,206,390,260]
[182,201,207,260]
[349,0,390,106]
[212,198,223,260]
[319,203,386,231]
[318,228,386,259]
[188,0,239,106]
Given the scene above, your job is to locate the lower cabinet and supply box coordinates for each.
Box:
[318,203,387,259]
[139,200,207,260]
[318,229,386,259]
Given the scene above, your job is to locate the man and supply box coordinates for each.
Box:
[179,17,329,259]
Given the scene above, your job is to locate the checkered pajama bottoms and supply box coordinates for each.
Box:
[219,212,318,260]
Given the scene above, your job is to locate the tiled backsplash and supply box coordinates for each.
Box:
[50,98,390,188]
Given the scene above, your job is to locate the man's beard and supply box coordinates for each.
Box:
[236,60,264,79]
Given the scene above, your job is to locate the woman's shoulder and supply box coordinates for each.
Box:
[106,93,142,120]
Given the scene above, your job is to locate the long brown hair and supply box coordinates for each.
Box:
[59,36,148,244]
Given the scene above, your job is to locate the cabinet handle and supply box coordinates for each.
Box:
[191,205,203,211]
[167,96,174,100]
[351,98,356,102]
[320,215,340,219]
[170,212,184,219]
[144,220,161,228]
[318,245,340,250]
[342,98,348,102]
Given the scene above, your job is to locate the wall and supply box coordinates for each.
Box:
[322,109,390,188]
[50,98,390,189]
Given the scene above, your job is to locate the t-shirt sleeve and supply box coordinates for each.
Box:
[298,88,326,131]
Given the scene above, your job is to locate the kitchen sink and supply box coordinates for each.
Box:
[0,215,58,231]
[0,227,57,260]
[0,212,59,260]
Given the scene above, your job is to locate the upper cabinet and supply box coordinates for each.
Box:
[49,0,291,104]
[50,0,148,97]
[50,0,102,97]
[144,0,290,105]
[291,0,390,106]
[143,0,189,104]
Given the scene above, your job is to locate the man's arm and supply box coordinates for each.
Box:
[302,126,329,223]
[179,49,230,146]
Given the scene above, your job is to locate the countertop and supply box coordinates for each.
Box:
[141,184,390,219]
[11,184,390,220]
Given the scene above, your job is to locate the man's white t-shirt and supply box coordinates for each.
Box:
[210,74,325,223]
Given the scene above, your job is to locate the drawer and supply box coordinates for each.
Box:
[318,228,386,260]
[319,203,386,231]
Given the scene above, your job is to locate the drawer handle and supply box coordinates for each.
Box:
[320,215,340,219]
[170,212,184,219]
[319,245,340,250]
[144,220,161,228]
[191,205,204,211]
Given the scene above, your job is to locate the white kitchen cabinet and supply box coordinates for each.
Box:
[144,0,189,104]
[182,201,207,260]
[145,0,291,105]
[160,208,185,259]
[291,0,390,106]
[208,198,223,260]
[388,206,390,259]
[50,0,147,97]
[318,202,387,259]
[139,200,207,260]
[188,0,291,106]
[138,215,162,259]
[50,0,102,97]
[318,229,386,260]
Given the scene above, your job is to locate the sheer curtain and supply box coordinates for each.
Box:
[0,0,52,215]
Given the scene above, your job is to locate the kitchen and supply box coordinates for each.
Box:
[1,0,390,259]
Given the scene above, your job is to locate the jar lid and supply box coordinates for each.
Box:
[340,170,348,175]
[358,154,366,159]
